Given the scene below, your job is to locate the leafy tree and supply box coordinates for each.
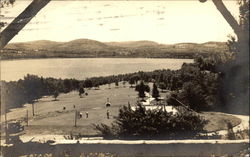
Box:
[84,79,93,88]
[63,79,72,93]
[130,74,140,86]
[128,78,135,87]
[93,82,100,90]
[53,90,59,101]
[179,82,207,111]
[158,82,167,92]
[152,83,160,100]
[158,73,165,82]
[0,0,15,8]
[145,84,150,93]
[115,80,119,87]
[122,81,126,87]
[200,0,249,114]
[135,81,150,99]
[133,75,140,85]
[79,87,85,98]
[166,91,179,107]
[170,75,178,91]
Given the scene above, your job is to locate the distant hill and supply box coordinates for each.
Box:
[106,40,160,47]
[2,39,229,59]
[5,39,107,51]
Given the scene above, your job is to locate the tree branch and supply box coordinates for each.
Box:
[212,0,242,38]
[0,0,50,49]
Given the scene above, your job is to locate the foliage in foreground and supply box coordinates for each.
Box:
[95,104,208,139]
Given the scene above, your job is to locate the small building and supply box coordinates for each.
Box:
[131,105,178,115]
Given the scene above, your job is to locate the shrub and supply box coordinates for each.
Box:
[95,103,208,139]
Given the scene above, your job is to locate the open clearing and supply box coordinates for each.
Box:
[1,83,242,136]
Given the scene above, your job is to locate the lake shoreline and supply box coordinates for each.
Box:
[1,58,193,81]
[0,56,194,61]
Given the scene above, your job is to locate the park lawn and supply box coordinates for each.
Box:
[7,83,140,136]
[200,112,241,132]
[3,82,242,136]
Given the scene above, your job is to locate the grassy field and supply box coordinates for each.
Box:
[2,82,241,136]
[4,83,141,135]
[201,112,241,132]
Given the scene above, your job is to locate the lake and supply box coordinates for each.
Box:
[1,58,193,81]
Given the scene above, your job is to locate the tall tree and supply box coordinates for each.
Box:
[122,81,126,87]
[158,82,167,92]
[152,83,160,100]
[135,81,150,99]
[79,87,85,98]
[84,79,93,89]
[129,78,135,88]
[53,90,59,101]
[199,0,249,63]
[115,80,119,87]
[199,0,249,113]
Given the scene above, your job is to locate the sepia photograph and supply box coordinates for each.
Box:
[0,0,249,156]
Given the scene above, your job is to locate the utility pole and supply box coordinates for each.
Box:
[4,90,9,144]
[5,108,8,144]
[163,103,166,112]
[26,109,29,126]
[32,103,35,116]
[74,110,77,127]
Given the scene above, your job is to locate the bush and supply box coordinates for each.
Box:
[95,103,208,139]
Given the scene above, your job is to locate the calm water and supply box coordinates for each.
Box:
[1,58,193,81]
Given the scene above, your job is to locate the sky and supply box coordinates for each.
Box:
[1,0,240,44]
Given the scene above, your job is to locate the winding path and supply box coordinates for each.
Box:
[207,113,249,136]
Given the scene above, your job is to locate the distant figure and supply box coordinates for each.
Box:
[63,107,66,110]
[107,110,110,119]
[227,122,233,130]
[79,112,82,118]
[86,112,89,118]
[73,105,75,108]
[106,98,111,107]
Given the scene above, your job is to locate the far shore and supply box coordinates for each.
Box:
[1,56,194,61]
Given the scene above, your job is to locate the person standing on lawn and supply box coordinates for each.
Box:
[107,110,110,119]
